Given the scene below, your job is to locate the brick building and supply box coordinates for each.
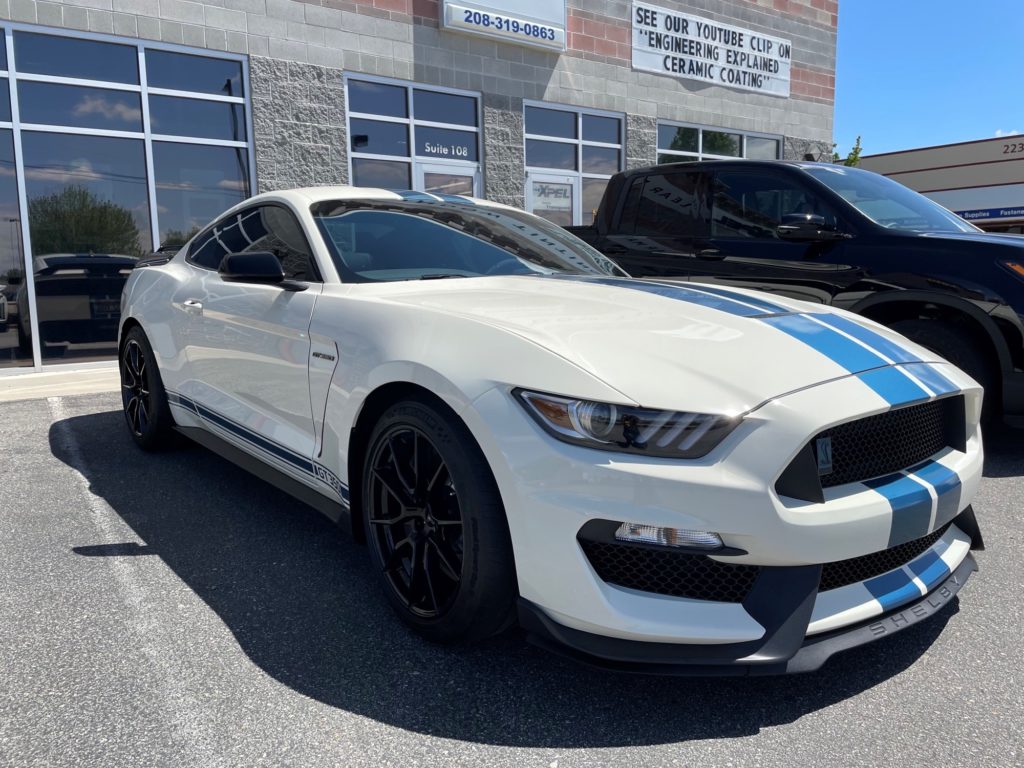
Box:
[0,0,837,373]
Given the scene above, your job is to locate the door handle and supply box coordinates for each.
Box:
[183,299,203,315]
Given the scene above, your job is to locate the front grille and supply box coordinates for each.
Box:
[819,523,950,592]
[817,396,963,488]
[579,540,761,602]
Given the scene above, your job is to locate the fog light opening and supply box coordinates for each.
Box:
[614,523,723,550]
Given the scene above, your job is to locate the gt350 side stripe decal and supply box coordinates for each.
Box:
[167,391,350,503]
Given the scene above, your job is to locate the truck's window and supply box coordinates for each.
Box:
[634,172,709,238]
[712,171,837,239]
[617,177,643,233]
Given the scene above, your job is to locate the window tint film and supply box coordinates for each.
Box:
[15,32,139,84]
[0,129,31,369]
[526,139,576,170]
[351,158,410,189]
[312,201,626,282]
[657,125,698,153]
[0,79,10,123]
[635,172,709,238]
[712,171,834,239]
[18,82,143,131]
[350,118,408,157]
[525,107,576,139]
[145,50,243,97]
[582,115,619,144]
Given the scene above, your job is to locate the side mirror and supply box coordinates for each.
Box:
[777,213,848,242]
[219,251,285,284]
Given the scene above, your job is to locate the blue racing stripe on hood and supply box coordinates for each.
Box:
[865,473,933,547]
[678,282,789,314]
[761,314,888,372]
[856,367,930,407]
[901,363,959,396]
[550,275,771,317]
[812,313,921,364]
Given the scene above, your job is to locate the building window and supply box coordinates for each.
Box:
[657,122,781,164]
[345,75,481,198]
[524,103,624,227]
[0,25,253,371]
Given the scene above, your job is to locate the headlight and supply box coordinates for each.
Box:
[515,389,740,459]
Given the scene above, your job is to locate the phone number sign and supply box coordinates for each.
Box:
[442,1,566,52]
[632,1,792,97]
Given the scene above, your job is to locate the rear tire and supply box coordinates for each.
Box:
[889,318,997,420]
[120,326,179,451]
[361,397,517,644]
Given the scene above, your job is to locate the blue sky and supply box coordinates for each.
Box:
[834,1,1024,157]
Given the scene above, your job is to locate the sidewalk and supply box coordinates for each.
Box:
[0,366,119,402]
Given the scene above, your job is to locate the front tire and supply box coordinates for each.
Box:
[120,326,179,451]
[362,397,516,644]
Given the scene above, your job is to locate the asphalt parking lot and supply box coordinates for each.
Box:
[1,393,1021,767]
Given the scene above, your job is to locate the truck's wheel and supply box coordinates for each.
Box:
[890,318,996,420]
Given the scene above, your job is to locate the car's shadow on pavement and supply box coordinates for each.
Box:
[51,409,973,749]
[982,424,1023,478]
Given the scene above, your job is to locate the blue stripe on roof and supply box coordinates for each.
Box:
[812,313,922,364]
[681,282,789,314]
[856,367,931,407]
[901,363,960,397]
[864,568,922,612]
[761,313,888,372]
[865,472,933,547]
[908,460,962,528]
[906,548,950,592]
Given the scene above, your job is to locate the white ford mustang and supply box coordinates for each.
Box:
[119,187,984,674]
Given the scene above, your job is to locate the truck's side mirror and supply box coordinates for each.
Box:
[777,213,848,242]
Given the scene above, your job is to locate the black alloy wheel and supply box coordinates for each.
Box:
[121,338,151,438]
[362,398,516,643]
[367,425,464,618]
[119,326,178,451]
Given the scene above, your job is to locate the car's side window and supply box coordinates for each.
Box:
[634,172,710,239]
[712,171,838,240]
[188,205,319,281]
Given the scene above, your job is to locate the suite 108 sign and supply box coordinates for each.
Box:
[631,1,792,97]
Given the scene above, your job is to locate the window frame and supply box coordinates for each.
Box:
[344,73,483,193]
[656,119,783,163]
[709,168,840,241]
[523,101,625,227]
[188,202,322,283]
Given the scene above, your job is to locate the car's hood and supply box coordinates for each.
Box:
[370,275,945,414]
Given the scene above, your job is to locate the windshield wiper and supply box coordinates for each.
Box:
[419,273,469,280]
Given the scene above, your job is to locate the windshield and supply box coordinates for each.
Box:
[311,199,628,282]
[803,165,980,234]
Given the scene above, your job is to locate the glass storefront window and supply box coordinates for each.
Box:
[149,96,246,141]
[414,90,476,126]
[14,32,138,84]
[0,129,30,369]
[348,80,407,118]
[18,82,143,132]
[352,158,411,189]
[153,142,250,247]
[347,76,481,197]
[0,26,252,370]
[657,122,781,163]
[524,103,624,227]
[145,50,243,97]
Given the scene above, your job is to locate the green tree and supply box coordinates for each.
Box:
[832,135,863,166]
[160,226,201,249]
[28,186,142,257]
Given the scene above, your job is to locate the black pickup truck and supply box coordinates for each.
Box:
[566,160,1024,423]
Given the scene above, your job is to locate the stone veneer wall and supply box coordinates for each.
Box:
[249,56,348,192]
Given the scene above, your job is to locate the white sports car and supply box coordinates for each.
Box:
[119,187,984,675]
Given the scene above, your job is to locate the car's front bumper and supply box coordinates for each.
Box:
[519,548,977,676]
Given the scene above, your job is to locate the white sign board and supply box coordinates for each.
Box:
[442,1,566,52]
[631,1,791,97]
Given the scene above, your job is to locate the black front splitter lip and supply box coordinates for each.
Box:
[518,554,977,677]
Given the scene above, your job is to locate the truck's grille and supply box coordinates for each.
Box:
[776,396,965,502]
